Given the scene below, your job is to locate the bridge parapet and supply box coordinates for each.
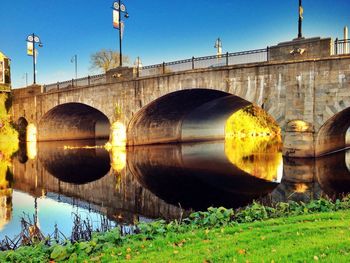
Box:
[269,37,332,62]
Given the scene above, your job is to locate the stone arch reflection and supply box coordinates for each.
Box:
[38,140,111,184]
[127,142,280,210]
[316,150,350,197]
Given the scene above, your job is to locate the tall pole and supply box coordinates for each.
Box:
[118,0,122,67]
[74,54,78,80]
[32,33,37,84]
[298,0,303,38]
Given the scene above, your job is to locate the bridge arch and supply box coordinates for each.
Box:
[316,107,350,156]
[127,88,279,145]
[38,103,110,141]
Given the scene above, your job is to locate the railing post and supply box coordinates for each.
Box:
[335,38,338,55]
[192,56,195,70]
[267,46,269,61]
[72,79,74,87]
[162,62,165,74]
[57,81,59,90]
[88,75,91,86]
[226,52,229,66]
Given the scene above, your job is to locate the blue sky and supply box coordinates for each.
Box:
[1,0,350,88]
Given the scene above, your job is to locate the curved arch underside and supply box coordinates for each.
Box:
[38,103,110,141]
[316,107,350,156]
[127,89,252,145]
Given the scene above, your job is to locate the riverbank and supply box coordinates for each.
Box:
[1,198,350,262]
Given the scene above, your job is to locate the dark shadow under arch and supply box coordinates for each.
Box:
[38,103,110,141]
[316,107,350,156]
[127,89,252,145]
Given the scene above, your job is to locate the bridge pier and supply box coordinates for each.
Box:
[283,131,315,158]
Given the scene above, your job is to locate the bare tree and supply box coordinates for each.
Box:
[90,49,130,73]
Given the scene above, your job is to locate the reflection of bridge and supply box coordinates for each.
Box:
[12,142,184,222]
[11,140,350,223]
[12,37,350,157]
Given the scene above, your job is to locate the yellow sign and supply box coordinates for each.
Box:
[299,6,304,20]
[113,10,119,29]
[27,42,33,56]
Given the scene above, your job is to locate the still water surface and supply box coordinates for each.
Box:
[1,139,350,239]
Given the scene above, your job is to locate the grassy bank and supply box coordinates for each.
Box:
[1,198,350,262]
[97,211,350,262]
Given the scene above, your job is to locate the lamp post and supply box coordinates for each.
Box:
[214,38,222,58]
[298,0,303,38]
[112,0,129,67]
[26,33,43,84]
[71,54,78,85]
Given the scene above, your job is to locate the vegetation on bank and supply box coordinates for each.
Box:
[0,93,18,155]
[1,197,350,262]
[0,93,18,194]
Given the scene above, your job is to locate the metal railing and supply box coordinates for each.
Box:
[334,38,350,55]
[44,73,106,92]
[43,47,268,92]
[138,48,268,77]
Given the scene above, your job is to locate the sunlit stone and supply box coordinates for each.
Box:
[287,120,312,132]
[110,146,126,173]
[27,141,37,160]
[294,183,309,193]
[110,121,126,147]
[26,123,37,142]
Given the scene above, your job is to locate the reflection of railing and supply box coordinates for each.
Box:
[334,38,350,55]
[43,48,268,92]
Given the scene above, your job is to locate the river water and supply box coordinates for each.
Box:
[0,139,350,239]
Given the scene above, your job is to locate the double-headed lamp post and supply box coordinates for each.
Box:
[112,0,129,67]
[26,33,43,84]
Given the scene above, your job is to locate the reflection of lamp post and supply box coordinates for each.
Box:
[26,33,43,84]
[112,0,129,67]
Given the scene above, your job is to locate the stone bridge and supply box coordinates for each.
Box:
[11,37,350,157]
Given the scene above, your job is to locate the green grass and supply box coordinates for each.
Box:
[2,209,350,262]
[94,211,350,262]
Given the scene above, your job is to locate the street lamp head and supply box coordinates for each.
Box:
[124,12,129,18]
[38,43,43,48]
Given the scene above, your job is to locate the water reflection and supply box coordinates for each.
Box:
[316,150,350,197]
[127,141,281,210]
[225,137,283,182]
[1,139,350,240]
[38,140,110,184]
